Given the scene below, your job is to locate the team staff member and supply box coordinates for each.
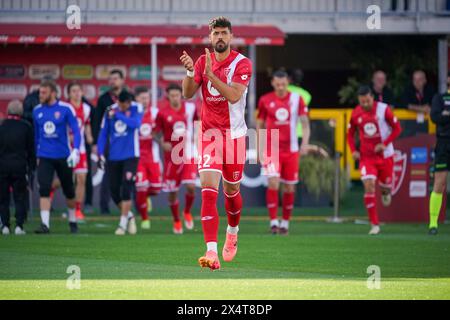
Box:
[0,100,35,235]
[33,80,81,234]
[97,90,143,235]
[92,69,127,215]
[428,72,450,235]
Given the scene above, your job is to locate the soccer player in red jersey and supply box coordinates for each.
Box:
[134,86,162,230]
[257,70,310,235]
[153,84,197,235]
[180,17,252,270]
[67,82,93,221]
[347,86,402,235]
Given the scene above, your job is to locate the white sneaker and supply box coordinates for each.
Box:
[2,226,10,235]
[115,227,126,235]
[369,225,381,235]
[184,219,194,230]
[127,217,137,235]
[14,226,26,235]
[381,193,392,207]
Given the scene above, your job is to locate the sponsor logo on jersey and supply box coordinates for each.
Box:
[207,80,220,97]
[275,108,289,122]
[43,121,56,135]
[140,123,152,137]
[173,121,186,136]
[114,120,127,134]
[363,122,377,137]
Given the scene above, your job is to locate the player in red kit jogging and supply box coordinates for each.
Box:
[153,84,197,234]
[347,86,402,235]
[257,70,310,235]
[180,17,252,270]
[67,82,93,221]
[134,86,162,230]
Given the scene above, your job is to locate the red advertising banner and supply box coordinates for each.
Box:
[378,134,447,222]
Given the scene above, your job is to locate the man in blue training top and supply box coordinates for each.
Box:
[33,80,81,234]
[97,90,143,235]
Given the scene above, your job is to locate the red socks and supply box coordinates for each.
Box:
[169,199,180,222]
[136,190,149,221]
[364,193,378,225]
[282,192,295,221]
[224,190,242,227]
[266,188,279,220]
[184,193,195,215]
[75,201,81,212]
[201,188,219,243]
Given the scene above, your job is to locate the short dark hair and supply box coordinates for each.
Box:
[118,89,133,103]
[40,80,58,93]
[67,81,81,96]
[209,16,232,33]
[166,83,182,94]
[272,70,289,79]
[110,69,124,79]
[357,85,373,96]
[134,86,149,97]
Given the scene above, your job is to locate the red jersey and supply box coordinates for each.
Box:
[154,101,197,159]
[70,101,91,153]
[139,106,160,163]
[258,92,308,153]
[194,50,252,139]
[347,101,402,161]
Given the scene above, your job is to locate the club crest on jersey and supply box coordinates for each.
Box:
[363,122,377,137]
[392,150,407,196]
[54,111,60,119]
[224,67,231,77]
[140,123,152,137]
[275,108,289,122]
[233,171,240,181]
[207,80,220,97]
[114,120,127,134]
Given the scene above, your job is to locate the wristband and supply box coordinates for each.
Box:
[187,70,195,78]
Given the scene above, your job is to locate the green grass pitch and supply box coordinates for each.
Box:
[1,209,449,300]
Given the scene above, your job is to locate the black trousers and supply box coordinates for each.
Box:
[107,158,138,207]
[37,158,75,199]
[84,144,93,206]
[0,172,28,228]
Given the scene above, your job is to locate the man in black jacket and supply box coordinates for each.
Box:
[0,100,35,235]
[428,72,450,235]
[91,69,126,214]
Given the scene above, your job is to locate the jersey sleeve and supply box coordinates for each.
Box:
[257,96,267,121]
[67,107,81,150]
[298,96,309,117]
[153,111,163,133]
[193,56,204,85]
[231,59,252,87]
[383,106,402,146]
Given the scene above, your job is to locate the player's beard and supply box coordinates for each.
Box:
[214,40,229,53]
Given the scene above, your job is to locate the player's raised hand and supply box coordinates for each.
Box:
[180,50,194,71]
[204,48,212,76]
